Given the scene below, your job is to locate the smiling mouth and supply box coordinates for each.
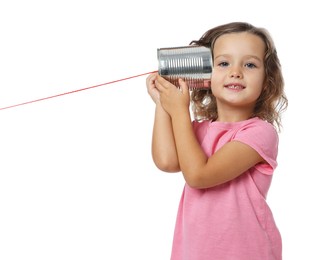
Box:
[224,84,246,90]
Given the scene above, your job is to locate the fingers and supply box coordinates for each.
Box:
[146,73,160,103]
[147,73,188,93]
[146,72,158,87]
[146,73,170,93]
[155,75,177,93]
[178,78,189,95]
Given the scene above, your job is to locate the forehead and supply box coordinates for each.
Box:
[213,32,265,58]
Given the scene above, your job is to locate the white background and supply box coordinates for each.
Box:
[0,0,324,259]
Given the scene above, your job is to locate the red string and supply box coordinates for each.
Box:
[0,70,157,111]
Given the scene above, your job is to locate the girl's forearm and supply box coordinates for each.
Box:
[171,110,208,186]
[152,104,180,172]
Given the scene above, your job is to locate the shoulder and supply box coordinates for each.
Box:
[233,118,279,170]
[235,117,278,142]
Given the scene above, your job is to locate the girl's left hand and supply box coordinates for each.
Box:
[155,75,190,118]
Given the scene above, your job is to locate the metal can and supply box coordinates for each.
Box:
[157,45,212,89]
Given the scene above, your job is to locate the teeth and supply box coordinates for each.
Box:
[228,85,241,89]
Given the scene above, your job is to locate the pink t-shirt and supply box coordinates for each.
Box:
[170,117,282,260]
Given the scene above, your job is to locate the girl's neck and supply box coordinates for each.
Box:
[216,105,254,123]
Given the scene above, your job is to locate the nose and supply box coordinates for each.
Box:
[229,67,243,79]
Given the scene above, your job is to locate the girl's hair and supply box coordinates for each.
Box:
[190,22,288,131]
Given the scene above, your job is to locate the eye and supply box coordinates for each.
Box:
[245,63,257,69]
[218,61,229,67]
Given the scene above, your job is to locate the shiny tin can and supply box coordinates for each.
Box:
[157,45,212,89]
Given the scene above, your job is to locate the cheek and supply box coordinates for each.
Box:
[210,70,222,87]
[251,74,265,93]
[210,74,222,97]
[251,84,265,102]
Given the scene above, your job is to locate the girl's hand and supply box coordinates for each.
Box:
[146,72,160,104]
[155,75,190,118]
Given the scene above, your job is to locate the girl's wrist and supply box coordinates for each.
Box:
[155,103,170,117]
[170,107,190,122]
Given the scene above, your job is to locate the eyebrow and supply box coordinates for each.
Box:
[214,54,263,62]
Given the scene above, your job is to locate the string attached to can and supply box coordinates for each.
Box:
[1,45,213,111]
[0,71,157,111]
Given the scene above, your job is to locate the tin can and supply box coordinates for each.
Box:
[157,45,212,89]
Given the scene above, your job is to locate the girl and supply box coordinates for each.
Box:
[146,22,288,260]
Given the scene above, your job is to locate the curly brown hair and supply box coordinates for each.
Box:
[190,22,288,131]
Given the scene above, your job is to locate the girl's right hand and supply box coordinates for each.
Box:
[146,72,160,104]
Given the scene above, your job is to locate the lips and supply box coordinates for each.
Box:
[224,83,246,90]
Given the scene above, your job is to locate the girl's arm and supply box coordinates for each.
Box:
[146,73,180,173]
[155,76,264,189]
[152,104,180,172]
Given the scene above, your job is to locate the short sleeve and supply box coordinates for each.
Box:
[233,120,279,175]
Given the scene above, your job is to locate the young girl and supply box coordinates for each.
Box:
[146,22,288,260]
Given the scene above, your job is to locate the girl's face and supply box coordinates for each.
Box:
[211,32,266,119]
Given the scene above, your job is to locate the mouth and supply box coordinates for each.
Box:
[224,83,246,91]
